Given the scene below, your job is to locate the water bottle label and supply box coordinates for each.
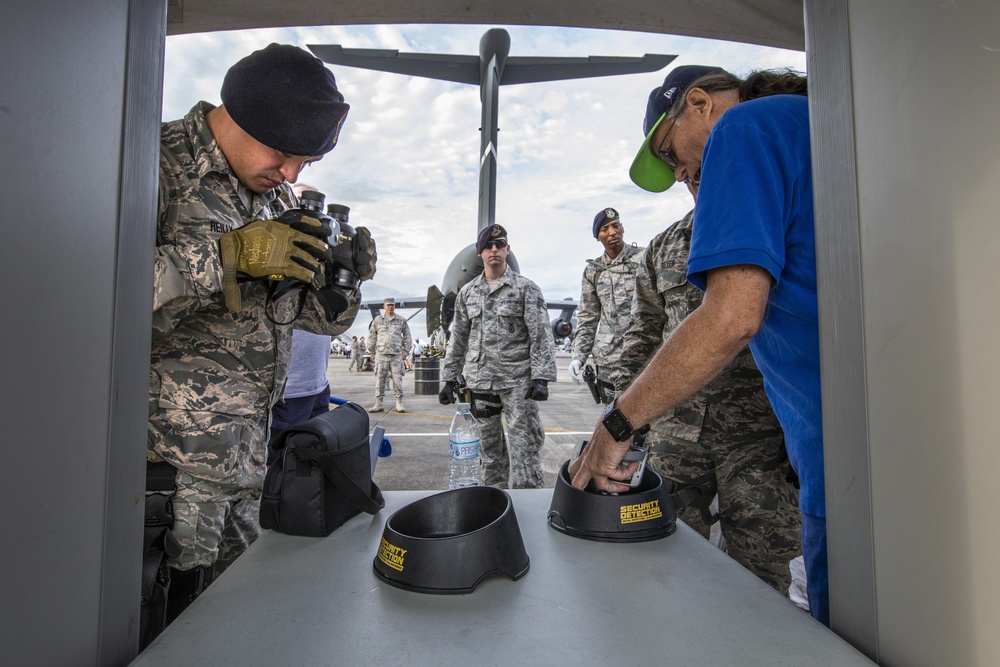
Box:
[450,438,480,461]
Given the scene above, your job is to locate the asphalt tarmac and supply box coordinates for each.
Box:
[325,350,606,491]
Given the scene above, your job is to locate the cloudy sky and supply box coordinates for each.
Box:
[163,24,805,340]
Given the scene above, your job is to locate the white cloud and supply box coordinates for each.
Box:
[163,23,806,339]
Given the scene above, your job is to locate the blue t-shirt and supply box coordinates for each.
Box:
[283,330,332,398]
[686,95,824,517]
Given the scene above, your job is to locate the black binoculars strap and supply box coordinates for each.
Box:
[293,446,385,515]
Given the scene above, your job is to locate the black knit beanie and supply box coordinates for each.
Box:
[592,207,620,238]
[221,43,350,156]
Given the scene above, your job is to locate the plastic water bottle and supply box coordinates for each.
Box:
[449,403,482,489]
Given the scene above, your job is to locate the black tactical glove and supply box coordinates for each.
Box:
[325,225,376,288]
[352,226,377,281]
[524,379,548,401]
[219,218,333,312]
[306,225,376,324]
[439,380,457,405]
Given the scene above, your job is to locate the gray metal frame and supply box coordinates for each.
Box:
[804,0,878,660]
[2,1,888,663]
[98,0,166,662]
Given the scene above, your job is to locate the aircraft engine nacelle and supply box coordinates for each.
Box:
[552,317,573,341]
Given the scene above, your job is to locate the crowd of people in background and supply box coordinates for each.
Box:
[333,332,431,365]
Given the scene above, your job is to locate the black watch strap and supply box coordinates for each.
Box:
[602,398,634,442]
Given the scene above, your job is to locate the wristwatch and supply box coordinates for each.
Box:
[602,397,635,442]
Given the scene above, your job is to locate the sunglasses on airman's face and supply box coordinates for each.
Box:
[484,239,508,250]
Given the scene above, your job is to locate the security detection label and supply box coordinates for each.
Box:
[620,500,662,524]
[377,538,407,572]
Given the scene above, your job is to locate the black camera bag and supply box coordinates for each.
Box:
[260,401,384,537]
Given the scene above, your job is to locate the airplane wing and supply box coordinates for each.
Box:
[308,45,480,84]
[502,54,676,85]
[309,45,674,87]
[546,299,577,312]
[363,293,577,340]
[361,297,427,320]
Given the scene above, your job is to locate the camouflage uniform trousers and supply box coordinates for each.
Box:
[646,393,801,595]
[475,388,545,489]
[168,470,262,578]
[374,354,405,401]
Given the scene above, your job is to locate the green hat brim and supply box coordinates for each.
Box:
[628,113,677,193]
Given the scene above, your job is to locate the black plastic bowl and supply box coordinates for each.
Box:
[547,460,677,542]
[372,486,530,594]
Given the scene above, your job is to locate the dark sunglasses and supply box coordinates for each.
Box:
[484,239,508,250]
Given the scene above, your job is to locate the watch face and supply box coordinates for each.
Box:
[603,409,632,441]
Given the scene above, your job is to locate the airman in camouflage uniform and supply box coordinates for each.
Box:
[148,43,363,617]
[613,208,801,594]
[569,207,644,398]
[441,225,557,488]
[348,336,360,371]
[367,297,412,413]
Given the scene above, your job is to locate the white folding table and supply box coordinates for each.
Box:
[133,489,874,666]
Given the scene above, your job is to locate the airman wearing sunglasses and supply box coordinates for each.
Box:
[440,224,557,488]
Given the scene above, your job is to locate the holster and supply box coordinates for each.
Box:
[139,461,182,651]
[668,471,720,528]
[469,391,503,419]
[454,374,472,404]
[454,374,502,419]
[582,365,609,404]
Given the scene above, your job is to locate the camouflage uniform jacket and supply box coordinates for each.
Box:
[572,243,644,381]
[149,102,359,487]
[613,210,766,443]
[367,314,412,358]
[442,267,557,391]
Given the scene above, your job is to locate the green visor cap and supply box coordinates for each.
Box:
[628,113,677,193]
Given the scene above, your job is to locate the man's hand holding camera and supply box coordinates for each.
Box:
[218,217,333,312]
[275,208,335,241]
[226,191,380,321]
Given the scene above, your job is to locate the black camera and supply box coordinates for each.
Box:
[270,190,362,322]
[317,199,362,319]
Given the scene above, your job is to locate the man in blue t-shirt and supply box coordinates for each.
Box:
[569,65,829,625]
